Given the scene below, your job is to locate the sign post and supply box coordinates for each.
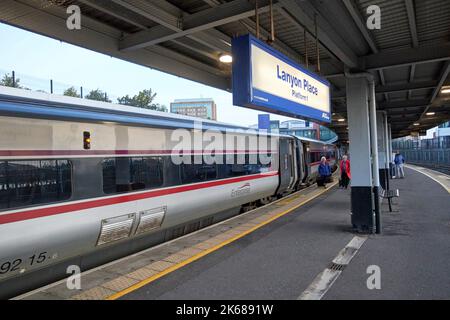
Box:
[258,114,271,130]
[232,34,331,123]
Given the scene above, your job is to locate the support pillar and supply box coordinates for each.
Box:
[369,81,381,234]
[346,77,375,233]
[388,124,394,178]
[377,112,389,190]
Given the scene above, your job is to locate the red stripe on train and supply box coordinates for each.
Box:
[0,150,276,157]
[0,172,279,225]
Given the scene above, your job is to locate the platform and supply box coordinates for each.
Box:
[15,167,450,300]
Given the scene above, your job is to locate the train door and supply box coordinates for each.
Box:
[277,137,297,195]
[288,139,298,190]
[295,139,305,188]
[302,142,310,183]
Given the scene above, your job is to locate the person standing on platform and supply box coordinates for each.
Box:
[340,155,351,189]
[394,151,406,178]
[317,156,332,188]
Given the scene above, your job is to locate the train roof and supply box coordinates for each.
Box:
[0,87,335,146]
[0,86,289,137]
[294,135,335,146]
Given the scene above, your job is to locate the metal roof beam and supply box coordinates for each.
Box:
[277,0,359,68]
[110,0,181,31]
[408,64,416,99]
[120,0,275,51]
[419,61,450,118]
[341,0,391,101]
[111,0,231,53]
[342,0,378,53]
[378,99,430,109]
[405,0,419,48]
[429,61,450,105]
[198,0,305,65]
[78,0,148,29]
[79,0,222,64]
[332,81,438,100]
[363,43,450,71]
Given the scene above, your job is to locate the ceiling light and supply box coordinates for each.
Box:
[219,54,233,64]
[413,123,420,126]
[441,87,450,94]
[338,118,345,122]
[426,112,435,116]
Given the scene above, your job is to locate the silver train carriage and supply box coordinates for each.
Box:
[0,87,336,298]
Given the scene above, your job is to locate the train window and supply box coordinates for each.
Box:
[217,154,272,179]
[309,152,320,163]
[245,154,272,174]
[102,157,164,194]
[0,160,72,210]
[181,156,217,184]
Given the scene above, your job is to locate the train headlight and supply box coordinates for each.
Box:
[83,131,91,150]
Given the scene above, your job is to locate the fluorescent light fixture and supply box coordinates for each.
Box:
[338,118,345,122]
[441,87,450,94]
[413,123,420,126]
[426,112,435,116]
[219,54,233,63]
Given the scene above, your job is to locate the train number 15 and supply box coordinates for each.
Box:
[0,252,48,275]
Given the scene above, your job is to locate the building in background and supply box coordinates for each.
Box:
[251,117,337,142]
[279,120,337,142]
[170,98,217,120]
[437,121,450,137]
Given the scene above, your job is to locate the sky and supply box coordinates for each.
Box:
[0,22,294,127]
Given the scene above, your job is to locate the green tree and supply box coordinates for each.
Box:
[85,89,111,102]
[0,73,22,88]
[117,89,167,112]
[153,103,168,112]
[63,86,81,98]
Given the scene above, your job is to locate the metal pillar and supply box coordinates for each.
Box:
[377,111,389,190]
[369,81,381,234]
[388,124,394,178]
[383,112,390,191]
[346,76,375,233]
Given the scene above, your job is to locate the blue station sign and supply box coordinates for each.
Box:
[232,34,331,123]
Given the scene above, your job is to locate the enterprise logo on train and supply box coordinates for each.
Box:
[231,183,251,198]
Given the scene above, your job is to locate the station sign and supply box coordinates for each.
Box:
[232,34,331,123]
[258,114,270,130]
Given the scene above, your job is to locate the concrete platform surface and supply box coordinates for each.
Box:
[121,167,450,300]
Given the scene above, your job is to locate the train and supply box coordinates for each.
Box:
[0,86,337,298]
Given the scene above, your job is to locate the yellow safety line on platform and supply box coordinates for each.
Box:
[106,181,338,300]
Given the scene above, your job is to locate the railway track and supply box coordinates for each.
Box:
[408,162,450,176]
